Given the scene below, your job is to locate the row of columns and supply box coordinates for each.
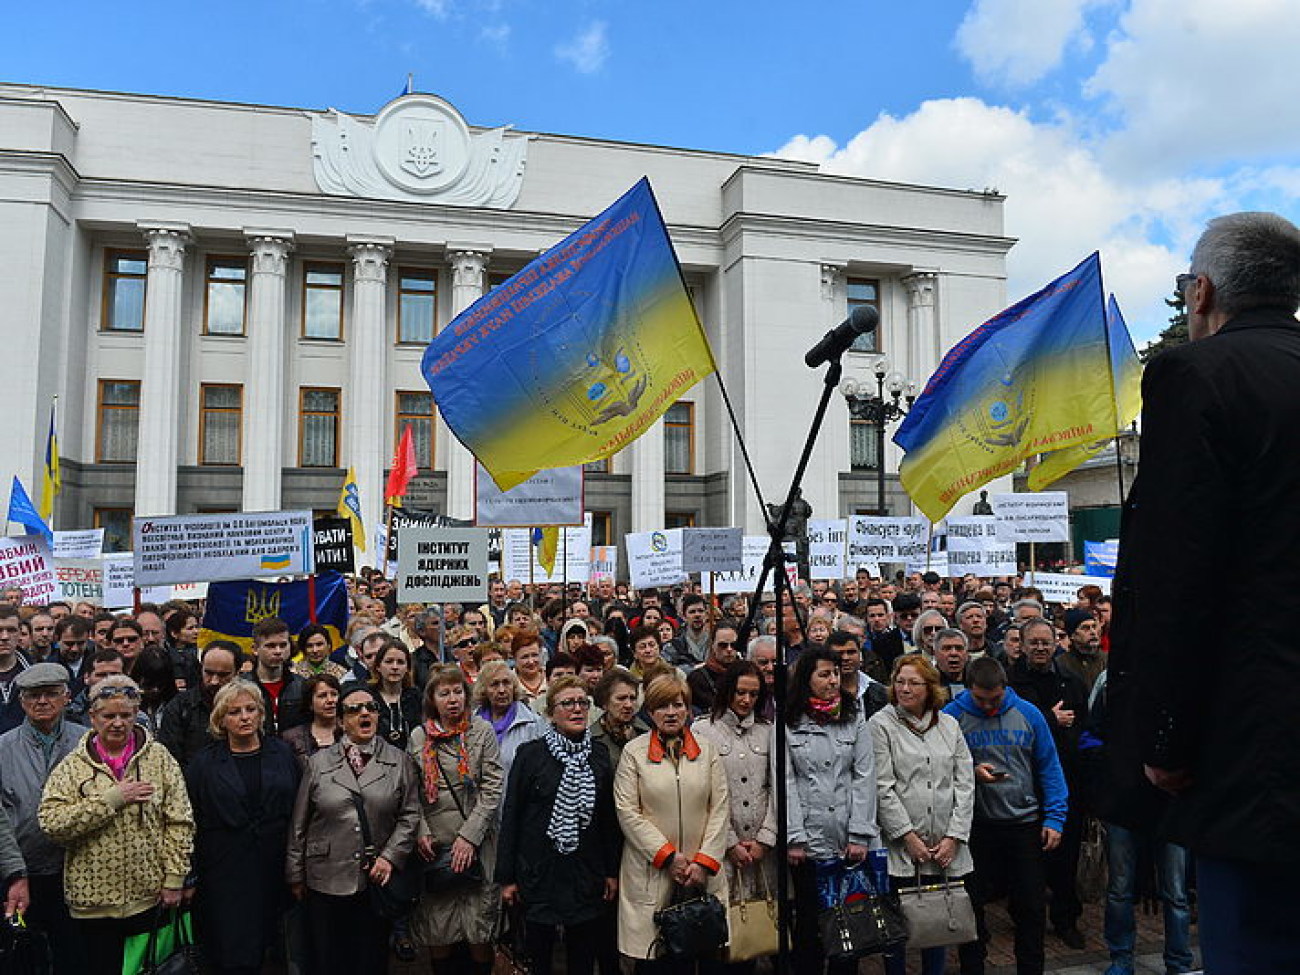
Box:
[129,226,669,537]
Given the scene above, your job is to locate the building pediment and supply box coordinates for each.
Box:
[310,93,529,208]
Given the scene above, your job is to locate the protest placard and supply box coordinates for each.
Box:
[945,516,1018,576]
[848,516,929,569]
[500,517,593,584]
[54,529,104,560]
[396,527,490,603]
[590,545,618,582]
[993,492,1070,543]
[807,519,847,580]
[475,464,583,527]
[0,537,56,603]
[624,529,687,588]
[1084,539,1119,577]
[1033,571,1112,604]
[54,558,104,604]
[133,511,314,587]
[704,538,797,595]
[312,517,355,574]
[681,528,743,574]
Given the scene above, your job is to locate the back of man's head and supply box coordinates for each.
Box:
[967,655,1007,690]
[1192,212,1300,315]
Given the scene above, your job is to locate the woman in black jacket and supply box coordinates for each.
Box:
[495,675,621,975]
[186,679,301,975]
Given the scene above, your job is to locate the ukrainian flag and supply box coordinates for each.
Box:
[1026,295,1143,490]
[423,178,717,491]
[894,253,1110,523]
[337,467,367,552]
[39,401,59,524]
[260,553,292,571]
[198,571,349,653]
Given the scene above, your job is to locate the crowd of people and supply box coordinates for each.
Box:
[0,567,1181,975]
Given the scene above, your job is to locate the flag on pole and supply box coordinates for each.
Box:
[199,571,350,653]
[7,476,53,546]
[893,253,1110,523]
[39,400,60,523]
[338,467,367,552]
[1026,294,1144,490]
[385,426,419,506]
[422,177,717,491]
[532,526,559,576]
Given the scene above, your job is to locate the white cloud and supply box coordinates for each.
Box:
[411,0,450,17]
[554,21,609,74]
[1086,0,1300,172]
[480,23,510,51]
[773,97,1223,343]
[956,0,1107,87]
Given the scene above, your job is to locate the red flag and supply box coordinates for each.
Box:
[385,425,418,504]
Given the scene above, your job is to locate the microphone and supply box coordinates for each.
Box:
[804,305,879,368]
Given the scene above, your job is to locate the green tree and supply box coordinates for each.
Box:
[1140,288,1189,362]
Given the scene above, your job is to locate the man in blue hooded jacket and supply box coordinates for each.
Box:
[944,655,1068,975]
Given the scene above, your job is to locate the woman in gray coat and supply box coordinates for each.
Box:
[286,684,421,975]
[407,664,504,975]
[869,654,975,975]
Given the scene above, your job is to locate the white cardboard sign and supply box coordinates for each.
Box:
[0,536,56,604]
[474,464,584,528]
[1031,571,1112,604]
[133,511,315,586]
[624,529,688,588]
[807,519,847,580]
[396,527,491,603]
[681,528,743,574]
[54,529,105,560]
[993,492,1070,543]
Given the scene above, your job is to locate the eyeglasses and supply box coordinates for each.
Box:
[1175,272,1197,293]
[893,679,927,689]
[342,701,380,715]
[553,698,591,710]
[454,639,476,650]
[112,634,140,644]
[20,687,66,700]
[921,625,942,633]
[91,686,140,702]
[715,640,737,648]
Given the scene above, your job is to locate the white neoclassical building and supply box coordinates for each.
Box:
[0,83,1012,554]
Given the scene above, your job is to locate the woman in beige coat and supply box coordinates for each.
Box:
[869,654,975,975]
[614,673,730,973]
[407,664,504,975]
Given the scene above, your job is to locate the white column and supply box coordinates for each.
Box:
[442,246,492,520]
[630,417,665,532]
[241,231,294,512]
[817,264,850,518]
[134,222,191,518]
[346,236,393,544]
[903,272,938,380]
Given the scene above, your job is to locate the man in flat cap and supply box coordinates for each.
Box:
[0,661,87,970]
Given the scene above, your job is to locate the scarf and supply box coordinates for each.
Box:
[422,717,471,805]
[478,701,518,743]
[93,731,137,781]
[543,726,596,854]
[807,695,842,723]
[894,704,938,738]
[343,740,371,779]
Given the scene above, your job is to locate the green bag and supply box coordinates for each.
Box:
[121,908,195,975]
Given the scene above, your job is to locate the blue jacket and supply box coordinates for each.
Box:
[943,686,1068,833]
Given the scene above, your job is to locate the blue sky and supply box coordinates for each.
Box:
[6,0,1300,344]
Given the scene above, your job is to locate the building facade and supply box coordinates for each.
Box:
[0,84,1012,554]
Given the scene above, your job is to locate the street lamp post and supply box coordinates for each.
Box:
[841,359,917,515]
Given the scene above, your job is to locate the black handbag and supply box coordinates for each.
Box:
[652,884,728,960]
[349,793,422,920]
[423,749,486,894]
[0,916,44,975]
[818,892,907,960]
[136,907,201,975]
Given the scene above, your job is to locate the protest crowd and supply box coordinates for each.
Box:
[0,563,1194,975]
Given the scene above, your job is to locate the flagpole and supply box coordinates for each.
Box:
[49,394,58,531]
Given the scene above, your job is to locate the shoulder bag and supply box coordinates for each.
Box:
[897,867,977,950]
[424,748,486,894]
[350,792,422,920]
[817,860,907,960]
[725,862,778,962]
[652,882,728,960]
[124,906,200,975]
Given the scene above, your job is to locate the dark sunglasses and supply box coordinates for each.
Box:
[342,701,380,715]
[454,638,476,649]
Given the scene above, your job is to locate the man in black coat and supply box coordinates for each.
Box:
[1009,618,1090,949]
[1110,211,1300,974]
[157,641,241,768]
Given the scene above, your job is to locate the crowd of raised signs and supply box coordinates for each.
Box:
[0,566,1192,975]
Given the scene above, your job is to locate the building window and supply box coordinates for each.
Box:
[665,512,696,529]
[664,402,694,475]
[584,458,610,474]
[398,270,437,345]
[102,251,148,332]
[94,508,133,553]
[199,384,243,465]
[847,278,881,353]
[488,272,512,291]
[204,257,248,335]
[850,417,879,470]
[96,380,141,462]
[300,387,340,467]
[396,391,433,469]
[590,510,612,546]
[302,264,344,340]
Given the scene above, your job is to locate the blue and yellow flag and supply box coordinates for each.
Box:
[1026,294,1143,490]
[7,476,52,546]
[532,526,559,576]
[39,401,59,524]
[422,178,717,491]
[198,571,349,653]
[893,253,1109,523]
[337,466,366,552]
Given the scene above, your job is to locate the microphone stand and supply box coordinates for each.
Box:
[736,355,845,975]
